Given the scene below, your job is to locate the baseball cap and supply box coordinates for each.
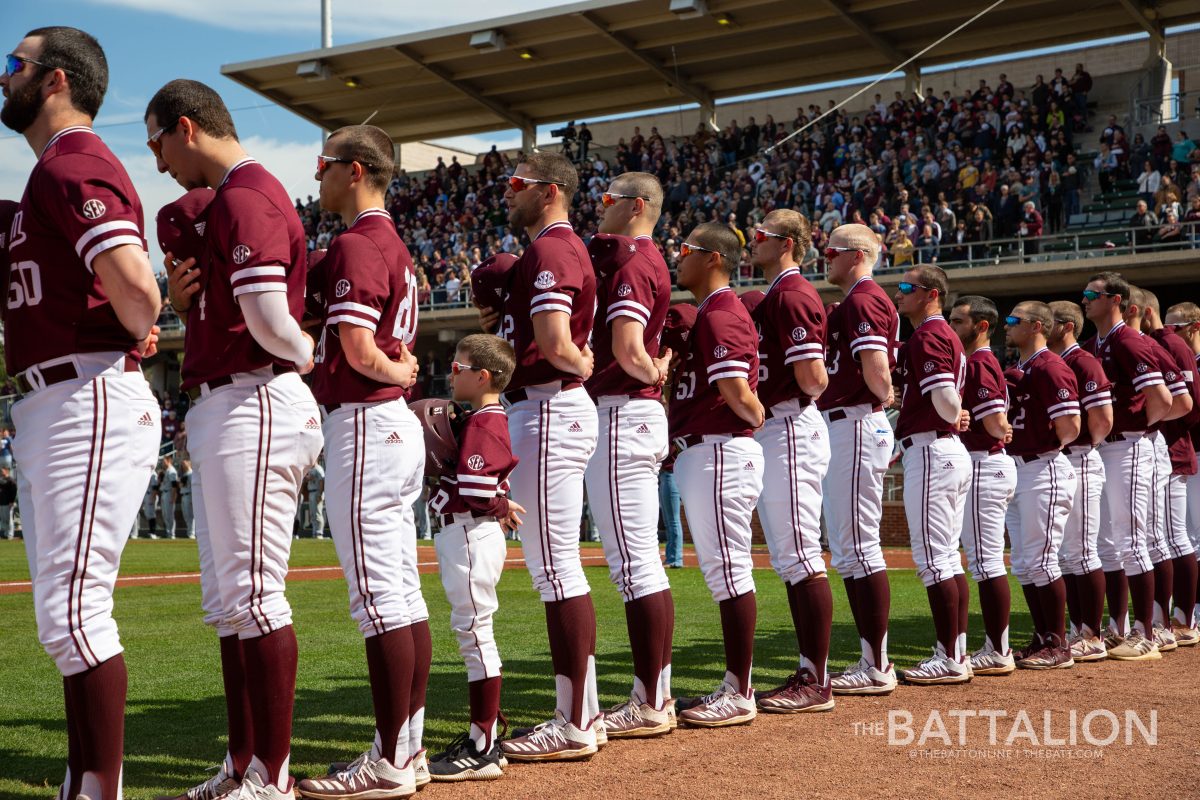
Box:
[157,188,216,263]
[587,232,639,274]
[661,303,698,353]
[470,252,519,315]
[739,289,766,315]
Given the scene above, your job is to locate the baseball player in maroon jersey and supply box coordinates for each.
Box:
[1003,301,1080,670]
[742,210,836,713]
[581,172,676,739]
[892,266,972,685]
[669,222,764,728]
[485,152,601,762]
[146,80,324,799]
[1164,301,1200,639]
[1046,300,1113,663]
[292,125,430,799]
[426,334,523,781]
[1,27,162,800]
[817,224,899,696]
[948,296,1017,676]
[1080,272,1174,661]
[1136,288,1198,651]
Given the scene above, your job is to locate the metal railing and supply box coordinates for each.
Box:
[1132,90,1200,126]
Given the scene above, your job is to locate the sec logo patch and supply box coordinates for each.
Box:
[791,326,807,341]
[923,360,936,373]
[466,454,485,471]
[1057,388,1070,400]
[857,321,871,335]
[1136,362,1149,373]
[232,244,251,264]
[82,199,107,220]
[977,388,990,398]
[713,345,729,359]
[617,283,632,297]
[335,279,351,298]
[534,271,556,289]
[1085,380,1097,392]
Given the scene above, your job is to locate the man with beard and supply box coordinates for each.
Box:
[0,26,163,800]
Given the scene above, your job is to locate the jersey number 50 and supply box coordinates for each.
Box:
[7,261,43,309]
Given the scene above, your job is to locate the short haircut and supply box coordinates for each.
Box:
[456,334,515,392]
[762,209,812,261]
[523,151,578,210]
[609,171,663,221]
[1015,300,1053,332]
[953,294,998,330]
[689,222,743,275]
[1048,300,1083,334]
[1137,286,1161,317]
[1166,302,1200,323]
[1088,271,1130,310]
[28,26,108,118]
[327,125,394,193]
[144,79,237,140]
[829,223,881,269]
[911,264,948,305]
[1126,285,1147,320]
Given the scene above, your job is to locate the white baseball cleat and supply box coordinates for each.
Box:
[411,750,429,790]
[901,650,971,685]
[500,711,597,762]
[830,658,898,695]
[296,752,414,799]
[600,697,671,738]
[223,767,295,800]
[969,644,1016,676]
[677,680,756,728]
[157,756,241,800]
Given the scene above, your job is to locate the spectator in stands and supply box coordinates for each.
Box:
[891,227,914,268]
[994,183,1021,237]
[0,467,15,540]
[948,219,970,262]
[1150,126,1173,171]
[1153,210,1184,248]
[1094,142,1119,194]
[1173,130,1197,165]
[1018,201,1043,255]
[1185,196,1200,245]
[1061,155,1082,218]
[1130,199,1159,246]
[0,428,12,470]
[1069,63,1092,119]
[916,223,940,264]
[969,207,993,261]
[1138,160,1162,206]
[1043,171,1064,233]
[1155,176,1183,221]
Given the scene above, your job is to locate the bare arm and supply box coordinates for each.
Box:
[1141,383,1173,426]
[979,410,1012,441]
[1053,414,1081,447]
[1086,404,1114,445]
[532,311,593,379]
[791,358,828,399]
[339,324,418,388]
[611,317,668,387]
[716,377,765,428]
[93,245,161,340]
[1165,390,1193,421]
[859,349,894,405]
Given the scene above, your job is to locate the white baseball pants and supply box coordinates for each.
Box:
[323,399,427,636]
[754,402,830,584]
[1006,451,1077,587]
[14,355,160,675]
[1146,431,1194,563]
[585,397,670,601]
[1188,456,1200,559]
[188,370,323,639]
[821,405,893,578]
[435,514,507,681]
[1059,448,1105,575]
[1097,435,1154,576]
[506,384,598,602]
[901,434,970,587]
[674,435,764,601]
[960,450,1016,581]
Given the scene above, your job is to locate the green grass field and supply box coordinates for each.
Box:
[0,540,1035,799]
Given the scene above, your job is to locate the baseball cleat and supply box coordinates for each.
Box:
[677,681,756,728]
[297,752,414,799]
[600,697,671,738]
[427,733,505,782]
[901,650,971,685]
[664,697,677,730]
[1152,624,1178,653]
[229,767,297,800]
[1170,622,1200,647]
[830,658,898,695]
[1107,629,1162,661]
[1016,638,1075,670]
[410,751,428,790]
[592,716,607,748]
[156,755,241,800]
[1012,635,1044,662]
[968,645,1016,676]
[500,711,597,762]
[1068,633,1108,663]
[756,670,834,713]
[1102,626,1125,651]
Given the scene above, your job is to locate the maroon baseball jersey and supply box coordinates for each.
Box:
[1151,328,1200,474]
[5,127,146,373]
[961,347,1009,454]
[303,248,328,324]
[311,209,419,405]
[669,286,759,438]
[1005,348,1080,457]
[181,158,307,389]
[499,221,595,392]
[817,276,898,411]
[895,316,966,439]
[585,233,669,400]
[1192,352,1200,452]
[430,404,518,518]
[0,199,17,321]
[751,267,825,409]
[1060,343,1112,448]
[1081,321,1165,434]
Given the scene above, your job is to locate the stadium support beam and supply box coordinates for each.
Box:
[1115,0,1165,49]
[393,44,536,145]
[577,10,714,110]
[814,0,909,66]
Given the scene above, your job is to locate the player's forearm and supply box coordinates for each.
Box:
[1087,405,1113,445]
[930,385,962,424]
[1053,415,1081,447]
[614,342,659,386]
[240,291,313,368]
[792,360,828,399]
[717,378,765,428]
[341,325,415,386]
[980,411,1009,440]
[540,335,588,376]
[94,245,162,340]
[1165,391,1193,421]
[1141,384,1173,426]
[860,351,893,404]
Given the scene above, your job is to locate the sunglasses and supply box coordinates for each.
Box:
[147,110,200,158]
[896,281,931,295]
[1005,315,1037,326]
[823,245,863,260]
[316,155,379,178]
[4,53,72,78]
[451,361,500,376]
[754,228,790,244]
[1081,289,1117,301]
[508,175,565,193]
[1164,322,1192,330]
[601,191,649,207]
[679,242,720,259]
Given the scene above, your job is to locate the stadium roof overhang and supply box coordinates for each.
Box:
[221,0,1200,144]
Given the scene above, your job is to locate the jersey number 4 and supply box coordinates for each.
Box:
[7,261,43,309]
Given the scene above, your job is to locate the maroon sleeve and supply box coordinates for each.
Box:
[1076,355,1113,411]
[914,330,959,396]
[454,421,512,518]
[1039,360,1080,420]
[846,292,894,359]
[775,291,825,366]
[523,237,582,317]
[605,255,657,329]
[966,358,1007,420]
[213,186,294,299]
[696,309,757,385]
[1115,334,1166,394]
[323,234,390,332]
[41,154,146,272]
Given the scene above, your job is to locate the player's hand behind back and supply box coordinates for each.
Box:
[501,500,526,532]
[578,345,594,381]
